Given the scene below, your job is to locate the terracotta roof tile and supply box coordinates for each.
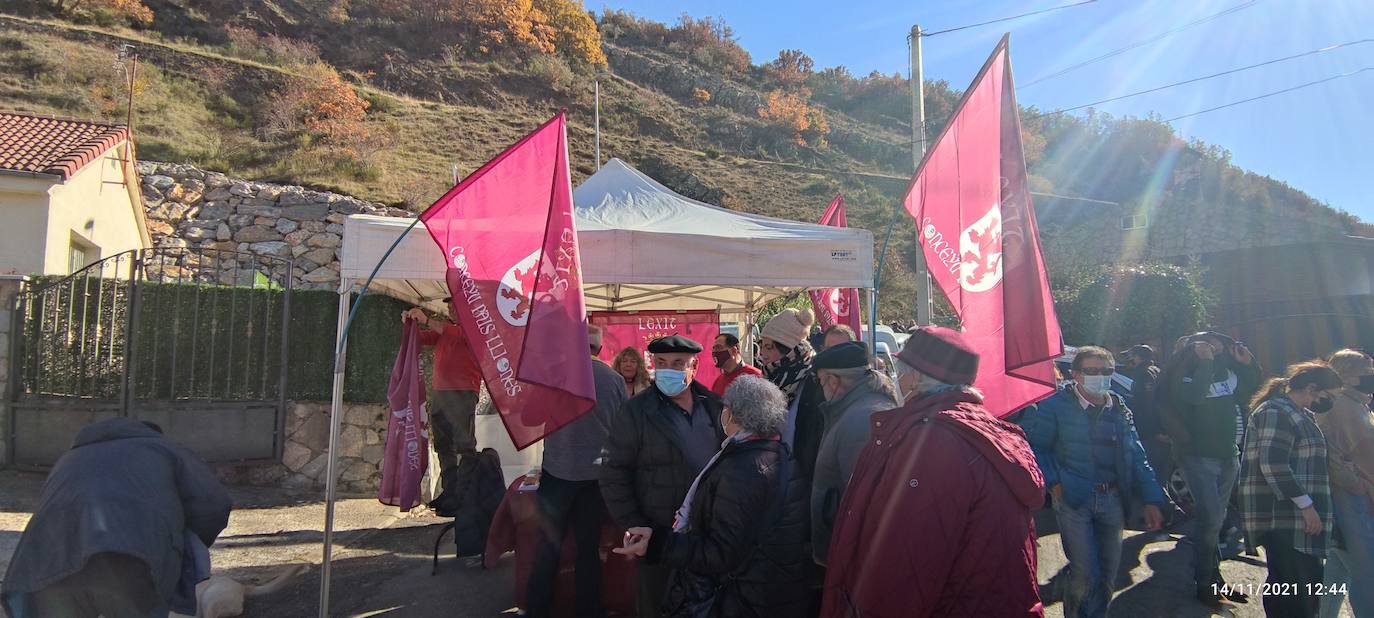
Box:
[0,111,129,180]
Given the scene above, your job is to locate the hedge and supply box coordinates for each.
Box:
[22,277,411,404]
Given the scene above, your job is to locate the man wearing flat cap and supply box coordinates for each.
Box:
[599,334,725,618]
[821,327,1047,617]
[809,341,898,565]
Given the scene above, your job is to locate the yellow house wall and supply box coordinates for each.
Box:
[0,176,53,276]
[41,143,147,275]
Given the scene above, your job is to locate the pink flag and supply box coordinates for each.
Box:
[379,318,428,511]
[904,36,1062,418]
[808,195,863,337]
[420,112,595,449]
[590,310,721,387]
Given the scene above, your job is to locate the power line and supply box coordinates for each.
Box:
[1163,67,1372,123]
[921,0,1099,37]
[1027,39,1373,119]
[1021,0,1264,88]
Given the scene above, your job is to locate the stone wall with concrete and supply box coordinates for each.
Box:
[136,162,413,291]
[204,401,391,493]
[281,401,389,493]
[0,276,26,466]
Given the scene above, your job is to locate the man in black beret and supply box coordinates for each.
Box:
[809,341,899,565]
[599,334,724,617]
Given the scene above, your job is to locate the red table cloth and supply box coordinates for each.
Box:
[484,476,638,615]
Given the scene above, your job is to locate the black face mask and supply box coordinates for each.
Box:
[1310,396,1335,414]
[1357,375,1374,395]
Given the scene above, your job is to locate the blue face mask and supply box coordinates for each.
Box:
[655,368,689,397]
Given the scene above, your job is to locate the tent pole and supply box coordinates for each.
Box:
[318,216,423,616]
[319,287,351,617]
[867,287,878,356]
[743,290,756,365]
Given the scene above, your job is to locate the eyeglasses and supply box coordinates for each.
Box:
[1078,367,1115,376]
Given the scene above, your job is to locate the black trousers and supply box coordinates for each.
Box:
[525,471,606,618]
[1258,530,1324,618]
[430,389,479,490]
[13,553,166,618]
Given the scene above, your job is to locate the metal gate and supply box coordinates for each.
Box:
[9,247,293,465]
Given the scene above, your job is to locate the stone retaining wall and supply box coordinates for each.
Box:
[136,162,413,291]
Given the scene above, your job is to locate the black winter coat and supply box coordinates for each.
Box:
[600,382,725,529]
[646,439,810,618]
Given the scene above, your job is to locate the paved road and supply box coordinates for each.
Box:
[0,471,1357,617]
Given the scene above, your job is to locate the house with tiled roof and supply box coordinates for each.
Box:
[0,111,150,275]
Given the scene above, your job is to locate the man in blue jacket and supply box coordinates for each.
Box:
[1021,347,1167,618]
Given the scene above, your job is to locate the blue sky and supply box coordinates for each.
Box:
[596,0,1373,221]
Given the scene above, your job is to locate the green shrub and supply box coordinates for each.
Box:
[525,54,574,90]
[1053,262,1212,350]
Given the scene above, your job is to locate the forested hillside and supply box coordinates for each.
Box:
[2,0,1365,318]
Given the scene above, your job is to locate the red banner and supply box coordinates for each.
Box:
[379,318,428,511]
[808,194,863,337]
[590,310,721,389]
[903,36,1062,418]
[420,112,595,449]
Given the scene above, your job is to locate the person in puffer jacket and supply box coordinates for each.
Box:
[615,376,810,618]
[1020,346,1167,618]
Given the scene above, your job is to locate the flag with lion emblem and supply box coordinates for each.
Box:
[420,111,595,449]
[903,35,1062,418]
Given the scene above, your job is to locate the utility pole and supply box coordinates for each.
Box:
[594,74,603,170]
[117,44,137,162]
[910,24,934,326]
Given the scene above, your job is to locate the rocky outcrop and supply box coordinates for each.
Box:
[137,162,412,290]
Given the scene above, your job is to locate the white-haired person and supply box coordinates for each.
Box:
[614,376,810,617]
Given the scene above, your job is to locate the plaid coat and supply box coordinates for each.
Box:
[1239,396,1332,557]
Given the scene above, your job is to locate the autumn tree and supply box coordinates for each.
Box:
[532,0,607,66]
[262,63,377,150]
[758,89,829,148]
[765,49,814,91]
[371,0,604,66]
[47,0,153,23]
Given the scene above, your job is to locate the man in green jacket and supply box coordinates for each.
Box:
[1163,332,1260,608]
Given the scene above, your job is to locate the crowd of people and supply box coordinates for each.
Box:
[526,306,1051,617]
[526,310,1374,618]
[2,296,1371,618]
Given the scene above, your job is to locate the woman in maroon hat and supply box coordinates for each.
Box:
[820,327,1047,618]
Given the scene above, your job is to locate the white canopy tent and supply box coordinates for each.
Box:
[339,158,874,313]
[318,158,875,614]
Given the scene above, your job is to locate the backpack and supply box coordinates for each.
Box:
[430,448,505,557]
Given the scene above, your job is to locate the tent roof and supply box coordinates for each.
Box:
[340,158,873,313]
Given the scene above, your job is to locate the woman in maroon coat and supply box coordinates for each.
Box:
[820,327,1046,618]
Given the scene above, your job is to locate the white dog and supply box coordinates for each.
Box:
[171,564,308,618]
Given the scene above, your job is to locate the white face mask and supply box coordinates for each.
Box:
[1081,375,1112,396]
[896,372,919,402]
